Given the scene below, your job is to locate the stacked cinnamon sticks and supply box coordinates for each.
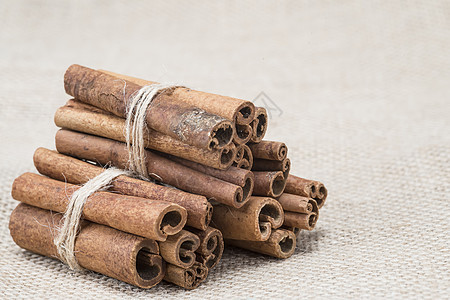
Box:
[9,65,328,290]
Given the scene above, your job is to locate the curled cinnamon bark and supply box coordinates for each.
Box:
[250,107,268,143]
[248,141,287,161]
[9,203,164,288]
[227,229,296,259]
[233,124,252,145]
[64,65,233,150]
[33,148,212,230]
[239,144,253,170]
[253,171,287,198]
[252,157,290,173]
[188,226,224,269]
[11,173,187,241]
[284,212,318,231]
[55,130,246,208]
[277,193,319,215]
[159,230,200,268]
[164,154,254,204]
[211,196,284,241]
[55,100,235,169]
[164,262,208,290]
[285,174,328,208]
[100,69,256,126]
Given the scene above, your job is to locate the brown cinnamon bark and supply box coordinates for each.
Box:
[55,129,246,208]
[101,69,255,126]
[253,171,286,198]
[55,100,235,169]
[285,174,328,208]
[12,173,186,241]
[164,153,254,204]
[227,229,296,259]
[164,262,208,290]
[9,203,164,288]
[188,226,224,269]
[284,211,318,231]
[33,148,212,230]
[233,124,252,145]
[64,65,233,150]
[240,144,253,170]
[252,157,290,173]
[159,230,200,268]
[249,107,268,143]
[276,193,319,215]
[211,196,284,241]
[248,141,287,161]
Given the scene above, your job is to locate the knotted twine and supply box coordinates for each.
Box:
[54,83,179,270]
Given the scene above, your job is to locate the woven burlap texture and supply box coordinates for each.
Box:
[0,1,449,298]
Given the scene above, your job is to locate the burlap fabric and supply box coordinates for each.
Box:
[0,1,448,298]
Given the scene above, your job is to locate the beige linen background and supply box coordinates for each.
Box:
[0,1,449,298]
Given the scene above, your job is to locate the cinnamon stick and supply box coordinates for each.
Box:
[101,69,255,125]
[55,129,247,208]
[55,100,236,169]
[248,141,287,161]
[227,229,296,259]
[64,64,234,150]
[9,203,164,288]
[285,174,328,208]
[164,262,208,290]
[188,226,224,269]
[211,196,284,241]
[253,171,287,198]
[12,173,187,241]
[249,107,268,143]
[277,193,319,215]
[284,211,318,231]
[232,144,253,170]
[282,226,301,237]
[159,230,200,268]
[33,148,212,230]
[252,157,290,173]
[233,124,252,145]
[163,153,254,204]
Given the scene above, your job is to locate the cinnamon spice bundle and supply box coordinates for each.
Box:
[55,129,247,208]
[65,65,234,150]
[55,100,236,169]
[33,147,212,230]
[10,203,164,288]
[12,173,187,241]
[285,174,328,208]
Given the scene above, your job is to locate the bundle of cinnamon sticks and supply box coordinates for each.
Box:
[9,65,328,290]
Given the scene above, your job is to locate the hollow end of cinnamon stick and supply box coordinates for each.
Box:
[253,171,286,198]
[164,262,208,290]
[219,142,236,168]
[208,120,234,150]
[313,182,328,209]
[235,103,256,125]
[248,141,287,161]
[250,107,268,143]
[188,226,224,270]
[159,230,200,269]
[233,124,252,145]
[284,212,318,231]
[134,245,166,287]
[239,144,253,170]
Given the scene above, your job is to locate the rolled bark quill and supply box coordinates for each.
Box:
[232,144,253,170]
[164,262,208,290]
[55,129,246,208]
[282,226,301,237]
[211,196,284,241]
[248,141,287,161]
[277,193,319,215]
[33,148,212,230]
[253,171,287,198]
[64,64,234,150]
[227,229,296,259]
[9,203,164,288]
[285,174,328,208]
[11,173,187,241]
[249,107,268,143]
[233,124,252,145]
[159,230,200,268]
[55,100,236,170]
[284,211,318,231]
[188,226,224,269]
[100,69,256,126]
[252,157,290,173]
[163,154,254,203]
